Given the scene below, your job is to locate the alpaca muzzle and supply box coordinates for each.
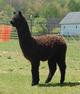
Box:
[10,20,16,27]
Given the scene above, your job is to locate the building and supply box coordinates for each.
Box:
[59,12,80,35]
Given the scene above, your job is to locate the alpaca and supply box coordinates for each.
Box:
[10,11,67,86]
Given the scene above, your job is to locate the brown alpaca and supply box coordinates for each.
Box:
[10,11,67,86]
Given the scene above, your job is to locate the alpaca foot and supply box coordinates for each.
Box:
[45,78,51,83]
[31,82,39,86]
[45,80,49,83]
[45,73,53,83]
[60,81,63,84]
[60,79,64,84]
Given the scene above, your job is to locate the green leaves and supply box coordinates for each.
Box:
[32,18,48,34]
[1,0,80,23]
[66,0,80,12]
[0,0,15,25]
[40,4,59,18]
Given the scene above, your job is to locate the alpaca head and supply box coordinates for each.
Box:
[10,11,25,27]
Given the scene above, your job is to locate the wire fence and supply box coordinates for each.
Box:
[10,18,61,39]
[0,18,80,43]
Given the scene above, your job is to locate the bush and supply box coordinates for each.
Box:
[52,27,61,32]
[32,18,48,35]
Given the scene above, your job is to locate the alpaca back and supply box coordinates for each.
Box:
[29,35,67,61]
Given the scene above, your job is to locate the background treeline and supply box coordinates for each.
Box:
[1,0,80,24]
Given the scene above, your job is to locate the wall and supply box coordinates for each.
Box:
[61,24,80,35]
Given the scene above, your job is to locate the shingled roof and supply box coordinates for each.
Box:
[59,12,80,24]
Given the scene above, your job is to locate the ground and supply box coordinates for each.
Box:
[0,39,80,94]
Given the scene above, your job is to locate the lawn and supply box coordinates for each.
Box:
[0,39,80,94]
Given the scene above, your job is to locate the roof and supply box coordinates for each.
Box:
[59,12,80,24]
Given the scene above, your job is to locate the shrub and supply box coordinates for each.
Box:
[32,18,48,34]
[52,27,61,32]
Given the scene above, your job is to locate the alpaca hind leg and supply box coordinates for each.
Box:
[45,58,56,83]
[57,61,66,84]
[31,61,40,86]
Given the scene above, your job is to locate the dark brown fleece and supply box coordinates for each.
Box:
[10,11,67,86]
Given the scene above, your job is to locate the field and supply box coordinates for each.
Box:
[0,39,80,94]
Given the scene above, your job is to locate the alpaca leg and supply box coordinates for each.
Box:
[31,61,40,86]
[45,58,56,83]
[57,61,66,84]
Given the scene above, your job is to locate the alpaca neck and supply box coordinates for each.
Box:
[16,22,32,43]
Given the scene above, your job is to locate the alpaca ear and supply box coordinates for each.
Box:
[19,11,23,17]
[14,12,16,14]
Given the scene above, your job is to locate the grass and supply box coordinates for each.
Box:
[0,39,80,94]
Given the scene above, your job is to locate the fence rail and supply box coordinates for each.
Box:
[0,18,80,44]
[10,30,80,44]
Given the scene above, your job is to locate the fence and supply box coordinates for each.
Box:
[0,25,12,42]
[0,18,80,43]
[59,32,80,43]
[10,18,61,39]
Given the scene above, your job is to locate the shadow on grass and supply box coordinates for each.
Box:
[38,82,80,87]
[0,91,5,94]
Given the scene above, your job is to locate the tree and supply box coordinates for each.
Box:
[54,0,66,8]
[3,0,80,20]
[0,0,15,24]
[32,18,48,34]
[66,0,80,12]
[39,4,59,18]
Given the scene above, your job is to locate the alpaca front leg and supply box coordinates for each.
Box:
[31,67,39,86]
[31,62,40,86]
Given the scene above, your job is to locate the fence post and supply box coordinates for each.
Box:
[79,33,80,47]
[30,15,32,35]
[67,32,69,42]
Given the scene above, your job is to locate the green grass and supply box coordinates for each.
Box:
[0,39,80,94]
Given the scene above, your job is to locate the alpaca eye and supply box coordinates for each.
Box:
[14,19,17,21]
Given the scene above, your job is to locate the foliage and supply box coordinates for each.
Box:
[0,0,15,24]
[52,27,61,32]
[1,0,80,21]
[40,3,59,18]
[32,18,48,34]
[66,0,80,12]
[54,0,66,8]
